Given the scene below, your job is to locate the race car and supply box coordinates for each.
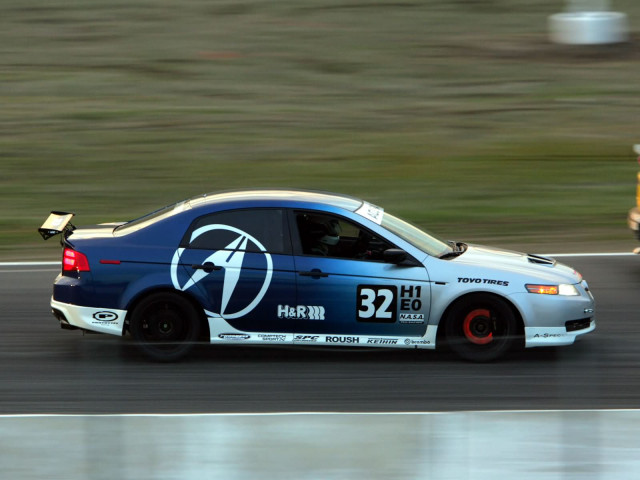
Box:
[40,190,595,362]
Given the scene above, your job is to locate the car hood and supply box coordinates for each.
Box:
[450,244,582,284]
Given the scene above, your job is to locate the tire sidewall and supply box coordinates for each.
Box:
[129,292,201,361]
[444,294,517,362]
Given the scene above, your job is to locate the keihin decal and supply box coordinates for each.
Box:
[278,305,325,320]
[366,338,398,345]
[171,224,273,319]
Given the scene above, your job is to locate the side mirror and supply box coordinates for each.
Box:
[383,248,420,266]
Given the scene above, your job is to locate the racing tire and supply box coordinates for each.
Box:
[129,292,201,362]
[444,294,517,362]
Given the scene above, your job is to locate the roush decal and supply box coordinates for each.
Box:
[171,224,273,319]
[277,305,325,320]
[458,277,509,287]
[326,336,360,344]
[357,285,397,323]
[92,311,119,322]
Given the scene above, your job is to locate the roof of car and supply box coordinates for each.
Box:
[186,189,364,211]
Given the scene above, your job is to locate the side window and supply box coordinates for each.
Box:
[184,209,288,254]
[295,211,393,261]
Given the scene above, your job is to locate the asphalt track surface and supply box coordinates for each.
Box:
[2,254,639,415]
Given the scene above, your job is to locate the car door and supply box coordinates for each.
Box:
[173,208,297,333]
[290,210,431,340]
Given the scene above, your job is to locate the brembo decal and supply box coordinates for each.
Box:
[457,277,509,287]
[171,224,273,319]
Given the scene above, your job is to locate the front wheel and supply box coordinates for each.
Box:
[444,294,518,362]
[129,292,201,361]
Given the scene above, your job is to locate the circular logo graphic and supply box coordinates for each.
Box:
[171,224,273,319]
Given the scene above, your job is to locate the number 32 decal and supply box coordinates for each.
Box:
[357,285,397,323]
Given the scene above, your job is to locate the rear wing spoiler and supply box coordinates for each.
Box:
[39,211,75,241]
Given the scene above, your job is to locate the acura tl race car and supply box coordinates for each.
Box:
[40,190,595,362]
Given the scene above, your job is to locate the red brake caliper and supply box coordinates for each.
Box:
[463,309,493,345]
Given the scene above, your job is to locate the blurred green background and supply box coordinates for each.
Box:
[2,0,639,260]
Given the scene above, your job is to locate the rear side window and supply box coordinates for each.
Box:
[183,209,289,254]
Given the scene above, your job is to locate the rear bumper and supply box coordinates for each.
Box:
[51,298,127,336]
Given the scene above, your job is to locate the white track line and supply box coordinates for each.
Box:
[0,262,59,266]
[1,408,640,418]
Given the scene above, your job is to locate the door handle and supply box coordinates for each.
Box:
[191,262,222,273]
[299,269,329,279]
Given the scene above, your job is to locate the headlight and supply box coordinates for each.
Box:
[525,284,580,296]
[558,284,580,296]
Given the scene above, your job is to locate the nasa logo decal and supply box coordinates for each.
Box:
[171,224,273,319]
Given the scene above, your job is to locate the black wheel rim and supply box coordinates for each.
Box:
[140,301,190,351]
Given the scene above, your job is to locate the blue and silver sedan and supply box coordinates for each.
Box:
[40,190,595,362]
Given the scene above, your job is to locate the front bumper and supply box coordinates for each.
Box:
[525,319,596,347]
[628,207,640,240]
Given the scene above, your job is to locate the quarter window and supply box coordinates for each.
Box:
[184,209,288,253]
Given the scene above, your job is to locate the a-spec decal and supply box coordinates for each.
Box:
[277,305,325,320]
[357,285,397,323]
[355,202,384,225]
[170,224,273,319]
[458,277,509,287]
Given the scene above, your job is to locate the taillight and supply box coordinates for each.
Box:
[63,248,90,272]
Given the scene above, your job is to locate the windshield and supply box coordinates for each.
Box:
[381,211,452,257]
[114,201,189,235]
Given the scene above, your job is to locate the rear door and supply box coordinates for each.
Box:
[173,208,297,333]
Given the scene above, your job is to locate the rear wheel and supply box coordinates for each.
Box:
[444,294,517,362]
[129,292,201,361]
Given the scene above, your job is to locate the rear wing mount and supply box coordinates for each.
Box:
[39,211,76,241]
